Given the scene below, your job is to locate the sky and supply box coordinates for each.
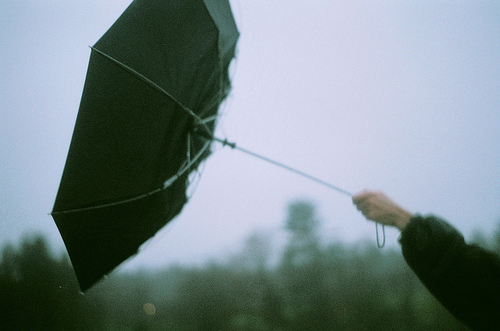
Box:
[1,0,499,272]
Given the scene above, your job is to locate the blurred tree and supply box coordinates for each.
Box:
[0,210,479,330]
[239,230,272,272]
[171,265,238,330]
[237,230,284,329]
[495,220,500,255]
[280,200,332,330]
[282,201,322,269]
[0,235,105,330]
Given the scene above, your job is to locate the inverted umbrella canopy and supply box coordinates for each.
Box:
[52,0,239,292]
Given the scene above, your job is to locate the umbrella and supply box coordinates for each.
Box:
[51,0,239,292]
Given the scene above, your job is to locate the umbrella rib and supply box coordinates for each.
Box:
[51,140,211,215]
[51,187,162,215]
[90,46,204,124]
[197,114,219,125]
[53,48,221,216]
[162,139,211,189]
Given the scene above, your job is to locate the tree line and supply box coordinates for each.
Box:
[1,200,497,330]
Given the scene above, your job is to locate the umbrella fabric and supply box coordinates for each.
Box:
[52,0,239,292]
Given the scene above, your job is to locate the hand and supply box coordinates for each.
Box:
[352,190,412,231]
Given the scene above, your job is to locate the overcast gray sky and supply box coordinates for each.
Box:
[1,0,499,271]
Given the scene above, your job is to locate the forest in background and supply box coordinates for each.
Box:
[1,200,498,330]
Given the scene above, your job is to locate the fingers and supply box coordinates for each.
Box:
[352,190,385,221]
[352,189,372,204]
[352,189,374,218]
[356,201,377,220]
[352,190,380,209]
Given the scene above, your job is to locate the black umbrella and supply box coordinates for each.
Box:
[52,0,239,292]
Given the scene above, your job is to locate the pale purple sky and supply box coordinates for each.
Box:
[1,0,499,270]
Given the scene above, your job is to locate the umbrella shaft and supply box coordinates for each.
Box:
[196,131,385,248]
[200,133,353,197]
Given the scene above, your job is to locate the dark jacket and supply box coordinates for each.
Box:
[400,215,500,330]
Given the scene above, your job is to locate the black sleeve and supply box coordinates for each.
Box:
[400,215,500,330]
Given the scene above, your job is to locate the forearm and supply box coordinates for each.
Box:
[391,207,412,231]
[400,215,500,330]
